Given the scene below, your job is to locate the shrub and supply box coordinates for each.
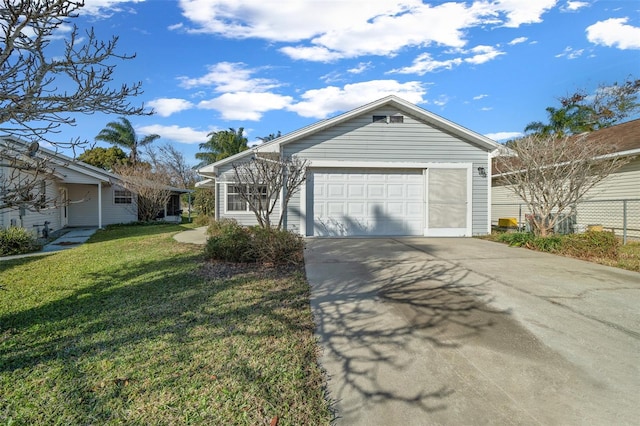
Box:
[530,235,563,253]
[561,231,619,260]
[0,227,42,256]
[193,214,213,227]
[204,220,305,265]
[205,219,254,263]
[250,226,305,265]
[497,232,535,247]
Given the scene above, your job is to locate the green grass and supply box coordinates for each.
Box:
[0,224,331,425]
[482,231,640,272]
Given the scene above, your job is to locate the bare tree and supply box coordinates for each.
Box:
[113,165,173,222]
[1,1,149,214]
[231,153,309,230]
[494,135,632,236]
[146,144,197,189]
[0,139,56,211]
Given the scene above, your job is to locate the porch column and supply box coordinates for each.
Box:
[98,181,103,229]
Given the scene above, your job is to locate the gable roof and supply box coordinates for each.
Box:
[199,95,500,176]
[1,136,189,193]
[491,118,640,176]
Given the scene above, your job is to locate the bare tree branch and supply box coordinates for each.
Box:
[494,134,633,236]
[1,1,150,214]
[231,153,309,230]
[113,165,173,222]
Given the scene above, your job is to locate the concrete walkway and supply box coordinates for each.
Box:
[172,226,208,245]
[1,227,98,261]
[304,238,640,425]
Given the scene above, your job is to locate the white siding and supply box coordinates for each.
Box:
[0,167,63,235]
[67,184,137,227]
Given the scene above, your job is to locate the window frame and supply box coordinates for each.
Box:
[226,183,268,213]
[114,188,133,205]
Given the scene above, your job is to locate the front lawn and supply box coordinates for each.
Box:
[0,223,331,425]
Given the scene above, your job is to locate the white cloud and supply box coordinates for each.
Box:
[485,131,523,141]
[586,18,640,50]
[555,46,584,59]
[432,95,450,107]
[473,94,488,100]
[464,45,505,65]
[508,36,528,45]
[492,0,558,28]
[391,44,503,75]
[168,22,184,31]
[178,62,281,92]
[288,80,426,119]
[178,0,556,62]
[197,92,293,121]
[348,62,373,74]
[137,124,209,145]
[391,53,463,75]
[148,98,194,117]
[79,0,145,17]
[563,1,589,12]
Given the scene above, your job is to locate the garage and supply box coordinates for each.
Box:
[309,169,424,236]
[201,96,498,237]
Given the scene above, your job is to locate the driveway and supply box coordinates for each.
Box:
[304,238,640,425]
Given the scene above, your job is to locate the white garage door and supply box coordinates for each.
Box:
[311,169,424,236]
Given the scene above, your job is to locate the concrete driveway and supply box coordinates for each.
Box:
[304,238,640,425]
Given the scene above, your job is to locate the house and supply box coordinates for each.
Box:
[1,136,186,237]
[492,119,640,237]
[198,95,501,237]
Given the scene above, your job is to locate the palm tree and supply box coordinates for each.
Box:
[524,105,595,137]
[95,117,160,165]
[195,127,249,166]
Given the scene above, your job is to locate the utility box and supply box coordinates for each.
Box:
[498,217,518,228]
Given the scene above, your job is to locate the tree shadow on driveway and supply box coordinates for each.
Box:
[305,238,512,423]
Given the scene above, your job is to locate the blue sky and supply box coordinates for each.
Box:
[55,0,639,166]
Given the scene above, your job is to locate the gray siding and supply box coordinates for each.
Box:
[282,107,491,236]
[282,108,487,162]
[216,178,282,227]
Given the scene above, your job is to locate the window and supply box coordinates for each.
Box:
[114,189,133,204]
[227,184,268,212]
[372,115,404,123]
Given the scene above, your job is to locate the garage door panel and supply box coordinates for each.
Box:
[312,169,424,236]
[367,184,385,197]
[327,202,345,215]
[348,202,365,215]
[387,184,404,198]
[328,184,345,197]
[348,184,365,197]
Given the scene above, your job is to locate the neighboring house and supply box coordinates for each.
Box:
[0,136,186,236]
[198,95,501,237]
[492,119,640,237]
